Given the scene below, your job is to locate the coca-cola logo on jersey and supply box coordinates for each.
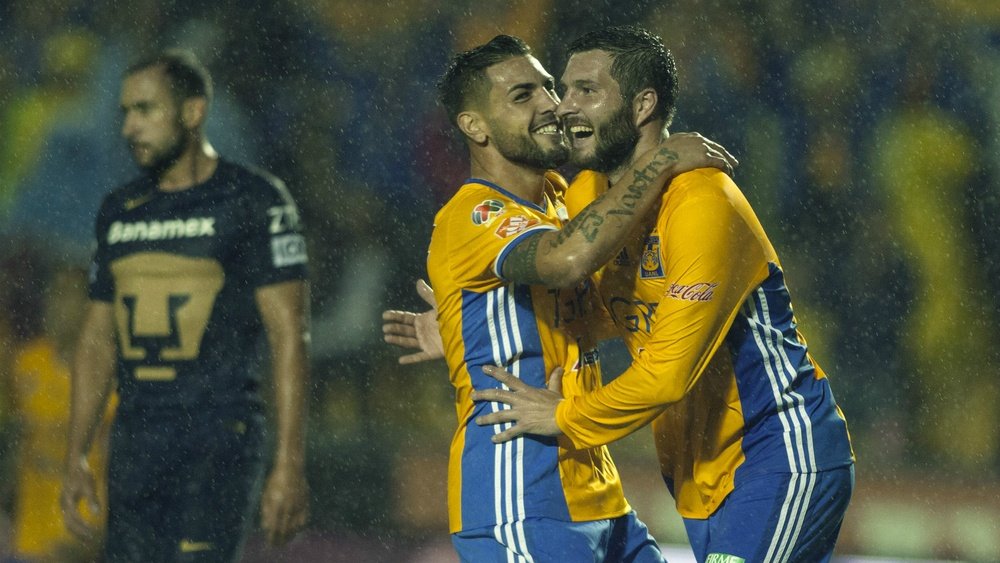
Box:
[666,282,718,302]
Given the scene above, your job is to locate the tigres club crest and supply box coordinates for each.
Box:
[640,235,664,279]
[472,199,505,225]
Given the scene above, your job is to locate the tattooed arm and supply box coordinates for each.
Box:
[502,132,736,287]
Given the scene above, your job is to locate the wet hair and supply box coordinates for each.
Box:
[125,48,213,105]
[437,34,532,126]
[567,25,678,126]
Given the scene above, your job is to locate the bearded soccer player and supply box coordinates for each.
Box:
[472,26,856,563]
[426,34,736,562]
[60,50,309,562]
[387,26,854,563]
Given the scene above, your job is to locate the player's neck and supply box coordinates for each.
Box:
[469,150,547,205]
[606,123,666,184]
[158,140,219,192]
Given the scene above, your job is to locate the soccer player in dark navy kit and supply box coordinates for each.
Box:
[61,50,310,562]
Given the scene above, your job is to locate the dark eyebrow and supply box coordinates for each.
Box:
[507,82,537,94]
[121,100,154,111]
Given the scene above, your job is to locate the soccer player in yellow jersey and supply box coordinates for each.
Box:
[9,267,115,562]
[423,35,736,562]
[388,26,854,563]
[472,27,855,563]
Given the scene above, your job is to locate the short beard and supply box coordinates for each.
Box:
[490,124,569,170]
[140,123,187,179]
[571,103,639,174]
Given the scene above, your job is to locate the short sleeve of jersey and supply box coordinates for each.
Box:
[88,194,118,303]
[434,182,558,292]
[239,175,308,288]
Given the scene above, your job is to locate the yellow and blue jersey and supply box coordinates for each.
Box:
[428,172,630,534]
[561,169,854,519]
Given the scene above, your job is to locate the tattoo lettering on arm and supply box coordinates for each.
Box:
[553,147,678,246]
[555,209,604,245]
[501,146,680,286]
[558,146,681,244]
[502,232,546,285]
[605,146,680,218]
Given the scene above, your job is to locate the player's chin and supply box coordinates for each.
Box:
[132,153,156,169]
[568,148,597,169]
[534,138,569,166]
[533,131,565,150]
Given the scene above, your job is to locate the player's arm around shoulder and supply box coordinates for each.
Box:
[503,133,737,289]
[256,280,310,545]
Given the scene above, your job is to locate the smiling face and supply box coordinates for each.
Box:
[558,49,639,173]
[119,66,187,175]
[479,55,569,170]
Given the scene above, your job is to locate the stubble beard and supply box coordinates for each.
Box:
[570,103,639,174]
[491,124,569,170]
[136,121,187,179]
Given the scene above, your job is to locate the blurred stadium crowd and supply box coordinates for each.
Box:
[1,0,999,561]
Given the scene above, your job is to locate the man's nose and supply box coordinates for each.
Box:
[121,112,137,138]
[556,95,576,118]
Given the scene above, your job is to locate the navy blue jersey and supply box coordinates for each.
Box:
[89,160,308,411]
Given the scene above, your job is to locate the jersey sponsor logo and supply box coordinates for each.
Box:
[268,204,301,234]
[705,554,744,563]
[471,199,504,225]
[271,233,308,267]
[124,191,157,210]
[666,282,718,302]
[548,282,596,328]
[639,235,664,279]
[107,218,216,244]
[494,215,538,238]
[608,296,658,333]
[179,539,214,553]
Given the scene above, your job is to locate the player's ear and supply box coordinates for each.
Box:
[458,110,488,145]
[181,96,208,130]
[633,88,657,128]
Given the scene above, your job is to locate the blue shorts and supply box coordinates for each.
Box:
[683,465,854,563]
[452,510,664,563]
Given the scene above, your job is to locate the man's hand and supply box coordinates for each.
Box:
[471,365,565,443]
[382,279,444,364]
[60,458,101,540]
[660,132,739,179]
[259,465,309,546]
